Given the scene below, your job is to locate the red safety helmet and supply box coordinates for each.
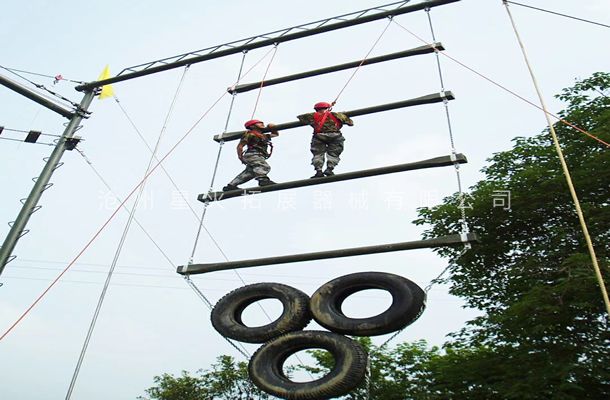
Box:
[244,119,263,129]
[314,102,331,110]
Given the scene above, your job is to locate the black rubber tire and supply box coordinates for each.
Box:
[249,330,367,400]
[310,272,426,336]
[211,282,311,343]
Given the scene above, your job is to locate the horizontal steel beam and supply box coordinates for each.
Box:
[178,233,479,275]
[200,153,467,202]
[230,43,444,94]
[0,74,74,119]
[76,0,461,91]
[215,91,454,142]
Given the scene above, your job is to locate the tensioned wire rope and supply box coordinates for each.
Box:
[74,147,250,359]
[0,46,281,342]
[365,9,473,368]
[0,66,85,84]
[186,45,319,379]
[505,0,610,30]
[0,136,54,146]
[0,64,81,109]
[65,65,192,400]
[0,127,62,137]
[64,51,286,379]
[187,48,279,325]
[388,20,610,148]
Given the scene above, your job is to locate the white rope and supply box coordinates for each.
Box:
[65,66,190,400]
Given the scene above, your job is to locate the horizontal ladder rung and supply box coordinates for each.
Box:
[230,43,444,94]
[214,91,455,142]
[178,233,479,275]
[199,153,467,203]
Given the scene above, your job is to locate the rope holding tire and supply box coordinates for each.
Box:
[211,282,311,343]
[210,272,426,400]
[310,271,426,336]
[248,330,367,400]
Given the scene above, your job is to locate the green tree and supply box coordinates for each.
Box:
[139,355,270,400]
[413,72,610,399]
[297,337,440,400]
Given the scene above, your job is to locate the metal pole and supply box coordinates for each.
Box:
[200,153,467,202]
[0,91,96,274]
[230,43,444,94]
[178,233,479,275]
[214,91,454,142]
[0,74,74,119]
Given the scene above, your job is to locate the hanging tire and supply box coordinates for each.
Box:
[249,330,367,400]
[211,282,311,343]
[310,271,426,336]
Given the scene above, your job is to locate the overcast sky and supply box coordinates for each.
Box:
[1,1,609,399]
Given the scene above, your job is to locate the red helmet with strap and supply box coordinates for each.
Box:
[314,102,331,110]
[244,119,263,129]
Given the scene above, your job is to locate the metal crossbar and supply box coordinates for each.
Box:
[76,0,461,91]
[230,43,444,94]
[200,153,467,202]
[179,233,480,275]
[214,91,454,142]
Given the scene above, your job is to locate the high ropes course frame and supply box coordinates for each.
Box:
[10,0,609,398]
[70,0,476,274]
[0,0,610,400]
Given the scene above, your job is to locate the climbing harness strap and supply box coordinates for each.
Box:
[313,111,342,133]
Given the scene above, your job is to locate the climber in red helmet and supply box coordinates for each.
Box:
[222,119,279,191]
[297,101,353,178]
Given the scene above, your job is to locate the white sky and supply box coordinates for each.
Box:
[1,0,609,399]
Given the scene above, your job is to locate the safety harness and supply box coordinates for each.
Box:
[313,111,342,134]
[243,130,274,159]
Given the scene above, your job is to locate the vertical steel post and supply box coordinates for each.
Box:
[0,91,96,275]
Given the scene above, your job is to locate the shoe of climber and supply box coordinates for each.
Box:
[258,177,276,187]
[323,168,335,176]
[222,184,240,191]
[310,170,325,179]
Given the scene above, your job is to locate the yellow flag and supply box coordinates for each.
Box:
[97,65,115,100]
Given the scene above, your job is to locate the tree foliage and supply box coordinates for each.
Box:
[413,72,610,398]
[297,337,440,400]
[139,355,269,400]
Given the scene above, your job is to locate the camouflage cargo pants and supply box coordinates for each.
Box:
[228,152,271,186]
[310,132,345,171]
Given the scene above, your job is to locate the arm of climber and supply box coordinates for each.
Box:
[335,112,354,126]
[266,123,279,138]
[236,137,247,162]
[296,113,314,125]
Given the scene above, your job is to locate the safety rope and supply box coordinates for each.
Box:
[503,1,610,317]
[332,17,393,106]
[425,8,471,241]
[187,48,279,326]
[0,136,54,146]
[0,79,230,343]
[389,19,610,148]
[0,66,85,84]
[505,1,610,29]
[0,64,81,109]
[64,66,191,400]
[0,127,62,137]
[190,51,248,264]
[75,148,175,267]
[250,44,279,119]
[75,147,251,360]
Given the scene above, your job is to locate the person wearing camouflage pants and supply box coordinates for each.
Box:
[297,101,353,178]
[223,119,279,191]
